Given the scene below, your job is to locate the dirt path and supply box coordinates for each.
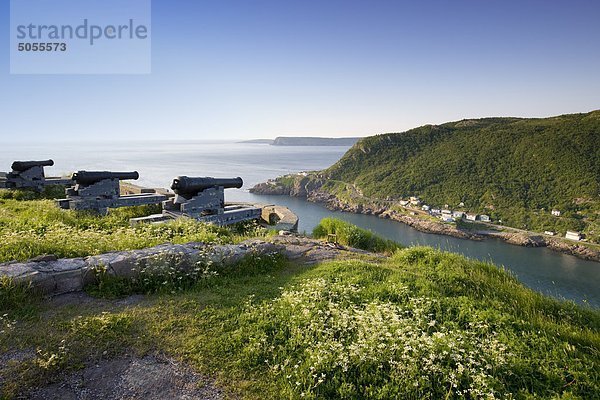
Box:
[23,354,223,400]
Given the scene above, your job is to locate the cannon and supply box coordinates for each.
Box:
[57,170,167,214]
[131,175,261,226]
[0,159,73,191]
[72,171,140,185]
[171,176,243,197]
[11,159,54,172]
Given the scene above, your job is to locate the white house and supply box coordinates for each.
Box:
[465,214,478,221]
[458,202,465,207]
[399,200,409,206]
[441,209,452,216]
[453,211,465,218]
[565,231,582,241]
[479,215,491,222]
[544,231,556,236]
[440,215,455,223]
[551,210,561,216]
[422,205,430,211]
[431,209,441,215]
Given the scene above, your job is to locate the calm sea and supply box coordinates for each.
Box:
[1,140,598,307]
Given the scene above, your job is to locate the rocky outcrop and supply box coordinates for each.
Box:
[546,239,600,262]
[496,232,547,247]
[249,182,290,195]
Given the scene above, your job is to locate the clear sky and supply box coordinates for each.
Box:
[1,0,599,141]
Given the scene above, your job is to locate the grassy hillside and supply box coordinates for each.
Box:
[325,110,600,239]
[1,221,598,399]
[0,190,266,262]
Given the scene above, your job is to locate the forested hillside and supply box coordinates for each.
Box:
[325,111,600,238]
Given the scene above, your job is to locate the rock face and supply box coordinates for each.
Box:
[0,240,283,296]
[249,182,289,195]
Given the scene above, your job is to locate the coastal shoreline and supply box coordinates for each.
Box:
[250,180,600,263]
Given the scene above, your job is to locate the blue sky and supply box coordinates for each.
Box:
[1,0,599,141]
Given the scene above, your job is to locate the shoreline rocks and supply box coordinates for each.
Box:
[251,179,600,263]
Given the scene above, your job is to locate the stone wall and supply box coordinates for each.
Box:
[0,240,283,296]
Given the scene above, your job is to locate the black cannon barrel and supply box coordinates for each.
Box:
[72,171,139,185]
[171,176,243,194]
[11,159,54,172]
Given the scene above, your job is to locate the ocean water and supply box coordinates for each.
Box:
[1,140,599,307]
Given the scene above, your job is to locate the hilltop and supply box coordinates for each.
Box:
[1,215,599,399]
[253,111,600,243]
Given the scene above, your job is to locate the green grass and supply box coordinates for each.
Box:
[0,196,267,262]
[313,217,401,253]
[1,244,598,399]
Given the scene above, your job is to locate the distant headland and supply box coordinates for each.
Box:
[239,136,361,146]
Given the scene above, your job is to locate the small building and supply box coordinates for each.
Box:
[458,202,465,207]
[565,231,582,241]
[441,209,452,216]
[399,200,409,206]
[452,211,465,218]
[409,196,419,202]
[465,213,478,221]
[431,208,441,215]
[422,205,430,211]
[544,231,556,236]
[551,210,561,216]
[479,215,490,222]
[440,215,455,223]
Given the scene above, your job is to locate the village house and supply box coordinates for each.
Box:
[452,211,465,218]
[431,208,441,215]
[551,210,561,216]
[465,213,478,221]
[565,231,582,241]
[399,200,409,206]
[544,231,556,236]
[479,215,491,222]
[422,205,430,211]
[440,215,454,223]
[458,202,465,207]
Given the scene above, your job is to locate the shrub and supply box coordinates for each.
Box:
[312,218,400,253]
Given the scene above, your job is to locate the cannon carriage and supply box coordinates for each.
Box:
[0,159,73,191]
[131,176,261,226]
[57,170,167,214]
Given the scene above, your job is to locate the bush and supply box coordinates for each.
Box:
[312,218,400,253]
